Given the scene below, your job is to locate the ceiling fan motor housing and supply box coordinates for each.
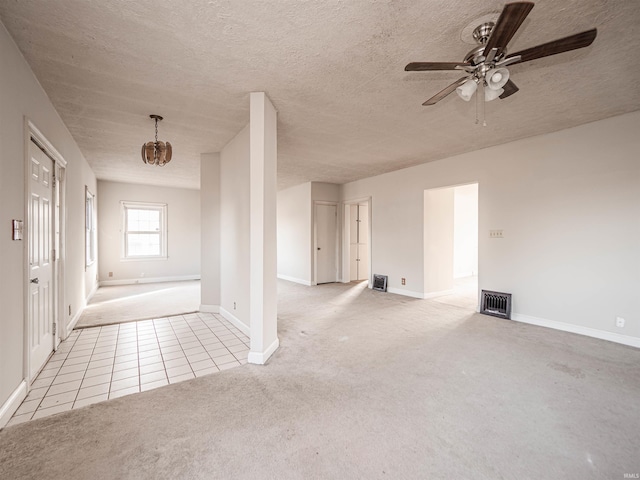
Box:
[472,22,495,44]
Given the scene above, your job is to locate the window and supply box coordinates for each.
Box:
[121,201,167,259]
[85,187,96,267]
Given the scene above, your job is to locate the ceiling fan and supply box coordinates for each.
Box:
[405,2,597,107]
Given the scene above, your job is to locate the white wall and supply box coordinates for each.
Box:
[277,182,312,285]
[311,182,341,203]
[97,180,200,284]
[342,112,640,343]
[220,125,251,328]
[454,184,478,278]
[424,187,454,296]
[0,21,97,419]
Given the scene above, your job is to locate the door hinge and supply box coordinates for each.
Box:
[52,175,56,187]
[52,322,57,336]
[52,249,56,262]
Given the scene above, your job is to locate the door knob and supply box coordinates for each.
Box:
[30,278,39,284]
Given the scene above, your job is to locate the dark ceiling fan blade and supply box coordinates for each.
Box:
[483,2,534,56]
[405,62,470,71]
[506,28,597,64]
[422,77,469,106]
[499,79,519,99]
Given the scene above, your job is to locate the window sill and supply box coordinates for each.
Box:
[120,256,168,262]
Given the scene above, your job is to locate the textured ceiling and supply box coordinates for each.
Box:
[1,0,639,190]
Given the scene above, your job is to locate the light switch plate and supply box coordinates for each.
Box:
[12,220,23,240]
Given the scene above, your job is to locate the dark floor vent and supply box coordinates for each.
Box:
[372,274,388,292]
[480,290,512,319]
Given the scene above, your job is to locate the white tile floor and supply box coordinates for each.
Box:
[8,312,249,426]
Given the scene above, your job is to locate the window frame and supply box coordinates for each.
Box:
[120,201,168,261]
[85,186,96,268]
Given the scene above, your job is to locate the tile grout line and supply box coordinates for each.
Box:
[157,317,183,382]
[22,331,81,421]
[32,329,91,418]
[206,314,248,359]
[153,319,190,384]
[70,327,103,410]
[194,314,243,367]
[108,323,124,397]
[188,316,223,368]
[168,315,197,381]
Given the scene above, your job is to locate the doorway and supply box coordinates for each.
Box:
[314,202,338,284]
[343,198,371,285]
[423,184,478,308]
[349,203,369,281]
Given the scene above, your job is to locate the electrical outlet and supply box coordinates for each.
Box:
[68,305,71,316]
[489,229,504,238]
[233,302,237,310]
[401,278,406,285]
[140,273,145,277]
[616,316,625,328]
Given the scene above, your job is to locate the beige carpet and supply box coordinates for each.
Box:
[1,280,639,479]
[432,275,479,310]
[75,281,200,328]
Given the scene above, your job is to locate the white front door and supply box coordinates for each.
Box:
[28,140,55,379]
[316,204,337,284]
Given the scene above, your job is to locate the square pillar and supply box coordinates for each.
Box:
[200,152,221,312]
[248,92,279,364]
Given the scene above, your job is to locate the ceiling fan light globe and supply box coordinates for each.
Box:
[485,87,504,101]
[456,79,478,101]
[487,67,510,90]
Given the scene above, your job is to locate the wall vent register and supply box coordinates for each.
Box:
[373,274,388,292]
[480,290,512,319]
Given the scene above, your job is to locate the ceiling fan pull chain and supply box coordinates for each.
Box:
[476,82,487,126]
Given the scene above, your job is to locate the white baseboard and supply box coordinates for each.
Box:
[277,274,312,286]
[219,307,250,336]
[454,272,475,279]
[0,380,27,429]
[386,287,426,299]
[66,308,82,334]
[511,313,640,349]
[199,304,220,314]
[85,282,99,303]
[248,337,280,365]
[423,289,455,299]
[99,274,200,287]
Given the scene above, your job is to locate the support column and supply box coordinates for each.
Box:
[200,152,221,312]
[248,92,279,364]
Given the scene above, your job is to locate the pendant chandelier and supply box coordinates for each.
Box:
[141,114,172,166]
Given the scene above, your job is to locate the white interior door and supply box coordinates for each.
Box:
[349,205,358,281]
[349,204,369,281]
[28,140,55,379]
[357,204,369,280]
[316,204,337,284]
